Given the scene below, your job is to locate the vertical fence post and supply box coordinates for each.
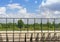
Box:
[34,18,35,31]
[47,18,49,32]
[19,18,22,42]
[47,18,50,42]
[27,18,29,32]
[6,18,8,42]
[41,18,42,33]
[40,18,42,42]
[27,18,29,42]
[54,18,56,42]
[13,18,14,42]
[54,18,55,32]
[35,33,39,42]
[34,18,35,40]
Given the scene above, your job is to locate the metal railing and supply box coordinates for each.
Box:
[0,18,60,42]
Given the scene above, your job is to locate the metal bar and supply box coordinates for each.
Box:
[34,18,35,31]
[47,18,49,33]
[41,18,42,33]
[54,18,56,42]
[19,18,21,42]
[0,17,60,19]
[54,18,55,32]
[13,18,14,42]
[27,18,29,32]
[34,18,35,39]
[6,18,8,42]
[40,18,43,42]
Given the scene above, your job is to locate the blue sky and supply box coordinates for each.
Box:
[0,0,60,18]
[0,0,44,13]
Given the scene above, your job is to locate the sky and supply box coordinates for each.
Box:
[0,0,60,18]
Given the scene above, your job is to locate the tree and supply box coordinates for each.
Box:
[47,22,53,28]
[58,23,60,27]
[0,24,2,28]
[18,19,24,28]
[52,21,55,27]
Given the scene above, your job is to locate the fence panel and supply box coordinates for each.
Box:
[0,18,60,42]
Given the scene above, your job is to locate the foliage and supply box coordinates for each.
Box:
[0,20,60,31]
[18,19,24,28]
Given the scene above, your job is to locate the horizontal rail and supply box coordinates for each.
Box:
[0,17,60,19]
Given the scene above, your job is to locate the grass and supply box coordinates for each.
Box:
[0,27,60,31]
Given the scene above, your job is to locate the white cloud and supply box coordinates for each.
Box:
[0,14,9,17]
[0,1,60,18]
[42,0,60,6]
[40,0,60,11]
[7,3,22,9]
[0,7,9,18]
[7,3,27,14]
[0,7,6,14]
[54,11,60,14]
[7,3,30,18]
[7,3,45,18]
[0,3,36,18]
[18,8,27,14]
[38,0,60,18]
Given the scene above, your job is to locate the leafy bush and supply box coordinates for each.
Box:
[18,19,24,28]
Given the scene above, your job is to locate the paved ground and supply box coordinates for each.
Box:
[0,31,60,42]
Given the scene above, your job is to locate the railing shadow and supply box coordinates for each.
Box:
[6,33,9,42]
[40,33,45,42]
[0,33,3,42]
[45,33,51,42]
[35,33,39,42]
[30,33,33,42]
